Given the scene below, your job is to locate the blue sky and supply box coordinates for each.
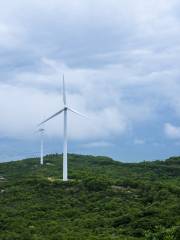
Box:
[1,0,180,162]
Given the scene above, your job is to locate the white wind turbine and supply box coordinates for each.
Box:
[38,128,45,165]
[38,76,85,181]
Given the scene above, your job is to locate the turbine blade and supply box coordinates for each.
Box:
[38,108,65,126]
[68,107,87,118]
[63,74,66,105]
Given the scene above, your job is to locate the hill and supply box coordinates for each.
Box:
[0,154,180,240]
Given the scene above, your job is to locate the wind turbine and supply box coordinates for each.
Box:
[38,76,85,181]
[38,128,45,165]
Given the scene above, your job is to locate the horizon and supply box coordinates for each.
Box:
[0,150,179,164]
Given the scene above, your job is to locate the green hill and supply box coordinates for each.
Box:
[0,154,180,240]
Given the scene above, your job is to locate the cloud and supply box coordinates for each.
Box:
[134,138,145,145]
[164,123,180,139]
[0,0,180,148]
[0,72,129,141]
[82,141,114,148]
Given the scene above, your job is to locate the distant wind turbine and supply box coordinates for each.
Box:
[38,128,45,165]
[38,76,86,181]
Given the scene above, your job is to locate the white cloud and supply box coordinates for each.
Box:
[0,0,180,145]
[0,51,179,142]
[82,141,114,148]
[164,123,180,139]
[0,22,24,49]
[0,73,129,141]
[134,138,145,145]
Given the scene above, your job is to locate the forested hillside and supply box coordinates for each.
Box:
[0,154,180,240]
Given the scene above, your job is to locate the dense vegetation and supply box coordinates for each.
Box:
[0,154,180,240]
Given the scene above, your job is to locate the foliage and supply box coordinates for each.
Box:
[0,154,180,239]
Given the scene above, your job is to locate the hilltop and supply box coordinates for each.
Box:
[0,154,180,240]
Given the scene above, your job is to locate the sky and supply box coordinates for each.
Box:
[0,0,180,162]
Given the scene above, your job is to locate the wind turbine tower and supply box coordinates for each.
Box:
[38,76,85,181]
[38,128,45,165]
